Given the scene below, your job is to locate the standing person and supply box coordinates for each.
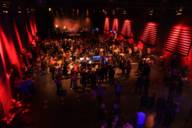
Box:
[54,75,62,96]
[136,111,146,128]
[142,62,151,95]
[80,69,87,91]
[62,61,68,76]
[108,65,115,86]
[114,80,122,101]
[96,83,105,104]
[155,97,166,126]
[90,71,97,88]
[70,71,78,90]
[50,64,56,80]
[125,59,132,78]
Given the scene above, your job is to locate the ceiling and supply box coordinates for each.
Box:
[1,0,192,8]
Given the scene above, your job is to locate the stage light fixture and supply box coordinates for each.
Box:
[26,8,30,13]
[86,9,89,16]
[2,3,7,8]
[112,9,116,15]
[48,8,52,12]
[149,9,154,16]
[2,10,8,14]
[123,10,127,15]
[176,7,183,16]
[102,9,107,15]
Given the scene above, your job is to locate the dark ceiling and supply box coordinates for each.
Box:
[1,0,192,17]
[1,0,192,8]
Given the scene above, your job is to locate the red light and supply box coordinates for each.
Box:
[121,19,132,37]
[178,27,191,56]
[29,16,37,36]
[0,79,12,116]
[141,22,158,45]
[165,26,181,53]
[137,41,144,50]
[26,25,33,44]
[165,25,191,56]
[14,22,25,52]
[104,17,110,33]
[112,18,119,32]
[0,39,6,72]
[0,25,21,76]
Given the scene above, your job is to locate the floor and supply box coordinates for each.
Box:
[23,61,192,128]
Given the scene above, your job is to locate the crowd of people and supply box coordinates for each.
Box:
[5,32,192,128]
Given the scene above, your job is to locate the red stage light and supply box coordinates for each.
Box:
[30,19,35,36]
[165,26,181,53]
[121,19,132,37]
[0,25,21,76]
[14,22,25,53]
[104,17,110,33]
[0,79,12,116]
[141,22,158,45]
[26,25,33,44]
[112,18,119,32]
[0,38,6,72]
[178,27,192,56]
[165,25,191,56]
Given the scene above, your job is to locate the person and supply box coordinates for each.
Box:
[136,111,146,128]
[96,83,105,104]
[114,80,122,101]
[108,65,115,86]
[80,69,87,90]
[50,64,56,80]
[142,62,151,95]
[125,59,132,78]
[145,112,156,128]
[70,71,78,90]
[62,61,68,76]
[90,71,97,88]
[54,75,63,96]
[155,97,166,126]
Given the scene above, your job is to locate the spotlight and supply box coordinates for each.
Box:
[86,9,89,16]
[26,8,30,13]
[76,9,79,16]
[176,7,183,16]
[3,10,8,14]
[149,9,154,16]
[18,10,22,14]
[2,3,7,8]
[31,8,35,12]
[123,10,127,15]
[112,9,115,15]
[63,26,66,29]
[48,8,52,12]
[102,9,107,15]
[55,24,58,28]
